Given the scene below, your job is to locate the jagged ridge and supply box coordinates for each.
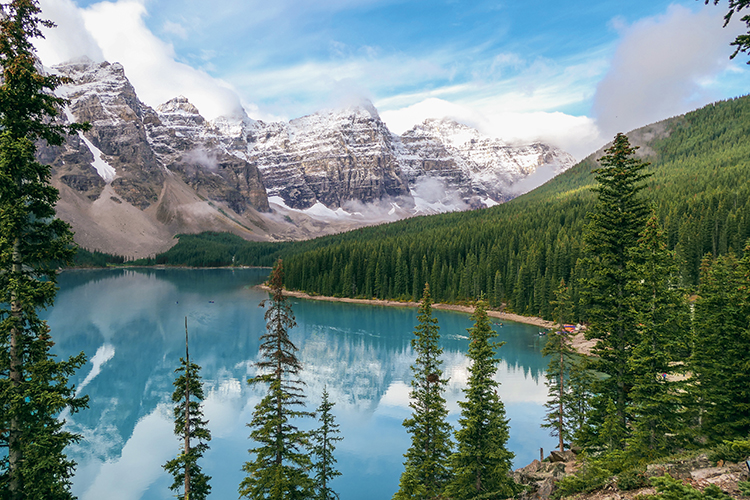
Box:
[43,58,576,257]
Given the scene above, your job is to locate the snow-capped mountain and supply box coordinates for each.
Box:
[246,102,411,210]
[399,118,574,206]
[44,58,576,257]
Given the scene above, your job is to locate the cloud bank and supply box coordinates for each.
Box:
[593,4,743,138]
[33,0,750,162]
[38,0,245,120]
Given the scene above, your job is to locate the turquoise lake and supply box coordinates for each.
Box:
[44,268,556,500]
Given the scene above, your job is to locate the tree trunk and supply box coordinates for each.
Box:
[559,347,565,452]
[9,236,23,499]
[184,317,190,500]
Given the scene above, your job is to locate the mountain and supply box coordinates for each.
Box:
[236,94,749,319]
[399,118,574,209]
[247,102,411,211]
[44,58,576,257]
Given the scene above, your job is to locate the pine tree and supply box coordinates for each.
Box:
[567,357,595,447]
[311,386,342,500]
[445,299,518,500]
[394,283,453,500]
[625,213,689,458]
[541,280,577,452]
[706,0,750,63]
[690,246,750,442]
[0,1,89,498]
[163,318,212,500]
[240,259,314,500]
[581,132,651,449]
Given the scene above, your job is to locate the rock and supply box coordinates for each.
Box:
[535,477,557,499]
[514,459,574,499]
[248,104,411,210]
[646,453,712,480]
[549,450,577,463]
[398,118,576,206]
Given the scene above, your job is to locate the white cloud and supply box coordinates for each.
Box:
[77,407,173,500]
[37,0,104,63]
[380,97,603,160]
[35,0,745,163]
[380,98,481,135]
[161,20,187,39]
[593,3,745,137]
[38,0,246,121]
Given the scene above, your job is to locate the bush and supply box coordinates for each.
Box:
[551,459,612,499]
[707,439,750,464]
[617,467,648,491]
[650,475,732,500]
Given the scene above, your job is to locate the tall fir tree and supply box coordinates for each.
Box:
[541,280,578,452]
[445,300,518,500]
[394,283,453,500]
[581,132,650,450]
[690,247,750,442]
[240,259,314,500]
[311,386,342,500]
[0,1,89,498]
[163,318,212,500]
[625,213,689,458]
[566,355,595,447]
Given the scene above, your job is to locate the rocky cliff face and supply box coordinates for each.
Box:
[53,59,164,210]
[146,96,269,214]
[247,103,410,210]
[44,58,577,257]
[399,118,576,207]
[44,58,274,257]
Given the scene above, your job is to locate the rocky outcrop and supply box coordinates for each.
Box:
[53,58,164,209]
[247,103,411,210]
[146,96,269,213]
[514,453,750,500]
[514,454,580,499]
[399,118,576,206]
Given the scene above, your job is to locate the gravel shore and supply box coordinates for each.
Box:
[257,285,595,354]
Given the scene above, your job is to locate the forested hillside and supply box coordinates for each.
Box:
[141,95,750,321]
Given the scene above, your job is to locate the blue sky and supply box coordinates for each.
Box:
[37,0,748,158]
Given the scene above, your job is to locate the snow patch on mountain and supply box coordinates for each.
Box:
[63,107,117,182]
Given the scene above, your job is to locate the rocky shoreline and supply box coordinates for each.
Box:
[513,451,750,499]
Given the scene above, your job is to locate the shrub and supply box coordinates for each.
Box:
[551,459,611,499]
[707,439,750,464]
[617,467,648,491]
[650,475,732,500]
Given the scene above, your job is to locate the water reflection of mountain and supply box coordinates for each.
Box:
[44,270,553,499]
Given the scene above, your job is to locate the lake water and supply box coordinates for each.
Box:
[44,268,555,500]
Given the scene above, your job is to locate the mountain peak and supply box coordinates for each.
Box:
[157,96,201,116]
[407,117,501,148]
[322,97,380,121]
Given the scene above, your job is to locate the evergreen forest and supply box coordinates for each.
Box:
[134,94,750,323]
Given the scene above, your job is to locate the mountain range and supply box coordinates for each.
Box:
[45,58,575,258]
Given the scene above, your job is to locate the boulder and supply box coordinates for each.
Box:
[549,450,577,463]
